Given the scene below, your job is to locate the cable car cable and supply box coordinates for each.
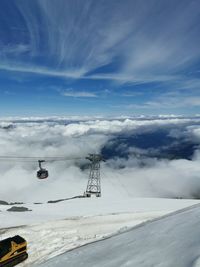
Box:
[0,156,84,162]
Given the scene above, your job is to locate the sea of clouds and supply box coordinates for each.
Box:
[1,116,200,202]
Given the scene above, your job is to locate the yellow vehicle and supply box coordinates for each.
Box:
[0,235,28,267]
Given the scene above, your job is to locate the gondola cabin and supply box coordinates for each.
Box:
[37,160,49,179]
[37,169,48,179]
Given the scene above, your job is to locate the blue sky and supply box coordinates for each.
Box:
[0,0,200,116]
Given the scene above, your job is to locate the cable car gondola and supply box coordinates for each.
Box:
[37,160,48,179]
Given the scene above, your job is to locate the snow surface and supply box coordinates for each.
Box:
[38,203,200,267]
[0,197,198,228]
[1,197,199,266]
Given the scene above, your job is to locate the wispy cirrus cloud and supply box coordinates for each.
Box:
[0,44,29,56]
[1,0,200,118]
[0,64,85,79]
[62,89,97,98]
[0,0,200,86]
[126,93,200,110]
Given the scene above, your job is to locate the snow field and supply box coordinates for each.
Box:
[1,197,199,266]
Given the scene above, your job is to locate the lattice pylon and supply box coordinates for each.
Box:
[84,154,104,197]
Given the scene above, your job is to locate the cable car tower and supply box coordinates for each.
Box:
[84,154,105,197]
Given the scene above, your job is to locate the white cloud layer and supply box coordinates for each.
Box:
[0,116,200,202]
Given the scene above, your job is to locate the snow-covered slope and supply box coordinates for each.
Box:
[38,203,200,267]
[0,212,163,266]
[1,197,199,266]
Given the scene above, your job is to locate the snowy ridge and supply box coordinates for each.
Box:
[38,202,200,267]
